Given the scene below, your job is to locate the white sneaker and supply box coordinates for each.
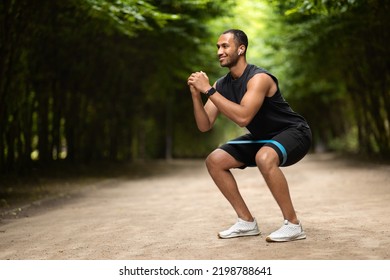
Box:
[266,220,306,242]
[218,218,261,239]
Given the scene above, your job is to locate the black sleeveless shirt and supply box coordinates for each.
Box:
[215,64,309,139]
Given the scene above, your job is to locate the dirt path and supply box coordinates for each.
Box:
[0,154,389,260]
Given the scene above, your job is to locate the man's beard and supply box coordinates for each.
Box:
[220,54,239,68]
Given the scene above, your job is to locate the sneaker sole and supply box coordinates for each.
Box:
[265,233,306,242]
[218,230,261,239]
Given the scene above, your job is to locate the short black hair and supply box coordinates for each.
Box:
[222,29,248,50]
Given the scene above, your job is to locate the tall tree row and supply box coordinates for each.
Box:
[1,0,389,175]
[265,0,389,157]
[0,0,232,173]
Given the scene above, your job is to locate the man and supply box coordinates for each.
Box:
[187,29,312,242]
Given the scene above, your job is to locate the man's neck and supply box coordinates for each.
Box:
[229,60,248,80]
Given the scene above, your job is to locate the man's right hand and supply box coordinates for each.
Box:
[189,85,201,97]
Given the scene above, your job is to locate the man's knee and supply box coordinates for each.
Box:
[256,147,279,175]
[206,149,240,171]
[205,149,223,170]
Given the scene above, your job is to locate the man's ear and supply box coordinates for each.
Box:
[238,45,245,55]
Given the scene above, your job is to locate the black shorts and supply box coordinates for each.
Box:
[219,124,312,168]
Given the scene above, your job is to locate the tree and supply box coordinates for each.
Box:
[266,0,390,156]
[0,0,232,173]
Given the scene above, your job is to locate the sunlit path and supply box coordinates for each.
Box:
[0,154,389,260]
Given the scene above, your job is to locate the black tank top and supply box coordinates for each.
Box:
[215,64,309,139]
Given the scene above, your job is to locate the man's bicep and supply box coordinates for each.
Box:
[241,74,273,113]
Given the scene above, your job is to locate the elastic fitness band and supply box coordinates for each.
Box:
[227,139,288,166]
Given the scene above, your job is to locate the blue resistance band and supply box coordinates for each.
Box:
[227,139,288,166]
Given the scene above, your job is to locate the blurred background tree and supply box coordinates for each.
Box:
[1,0,388,175]
[264,0,390,156]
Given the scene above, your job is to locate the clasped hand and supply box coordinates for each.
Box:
[187,71,210,94]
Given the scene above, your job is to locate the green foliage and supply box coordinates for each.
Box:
[0,0,231,172]
[265,0,390,156]
[1,0,389,174]
[85,0,180,36]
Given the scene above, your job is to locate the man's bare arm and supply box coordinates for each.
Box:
[189,85,219,132]
[208,73,276,127]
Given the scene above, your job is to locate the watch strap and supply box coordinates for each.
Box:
[204,87,216,97]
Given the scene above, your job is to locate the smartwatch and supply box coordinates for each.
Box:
[204,87,216,97]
